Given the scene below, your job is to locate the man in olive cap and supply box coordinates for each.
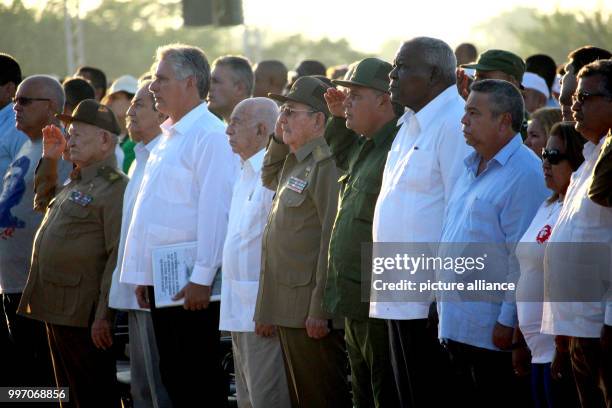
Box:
[459,49,526,97]
[254,76,351,407]
[18,99,127,407]
[458,49,528,138]
[322,57,400,408]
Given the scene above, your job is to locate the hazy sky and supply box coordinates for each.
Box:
[11,0,612,53]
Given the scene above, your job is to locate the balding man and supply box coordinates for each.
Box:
[253,60,288,98]
[208,55,253,122]
[1,75,71,387]
[220,97,290,408]
[371,37,472,407]
[18,99,128,407]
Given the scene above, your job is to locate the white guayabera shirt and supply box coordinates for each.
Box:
[370,85,471,320]
[219,148,274,332]
[120,103,238,288]
[542,137,612,338]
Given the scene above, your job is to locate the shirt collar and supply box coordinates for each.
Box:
[160,102,209,137]
[396,85,458,133]
[243,147,265,173]
[75,154,118,183]
[134,134,161,161]
[294,137,326,162]
[371,117,400,146]
[464,133,523,173]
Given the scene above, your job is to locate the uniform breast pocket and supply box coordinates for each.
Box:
[156,165,193,204]
[53,201,96,238]
[353,179,380,223]
[397,150,435,193]
[276,186,309,231]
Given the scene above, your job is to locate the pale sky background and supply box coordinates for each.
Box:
[8,0,612,53]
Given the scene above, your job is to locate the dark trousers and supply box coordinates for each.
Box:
[2,293,55,387]
[277,326,352,408]
[570,336,612,408]
[46,323,120,408]
[345,317,398,408]
[445,339,523,408]
[388,318,453,407]
[148,287,228,408]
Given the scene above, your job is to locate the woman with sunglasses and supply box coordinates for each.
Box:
[524,107,562,158]
[515,121,586,407]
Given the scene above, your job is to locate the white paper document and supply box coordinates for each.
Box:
[152,241,222,308]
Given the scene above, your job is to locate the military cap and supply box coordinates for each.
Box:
[57,99,121,135]
[268,76,330,114]
[332,58,392,93]
[462,49,526,84]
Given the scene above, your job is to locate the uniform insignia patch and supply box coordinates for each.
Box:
[287,176,308,194]
[69,190,93,206]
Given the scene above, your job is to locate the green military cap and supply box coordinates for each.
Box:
[268,76,330,115]
[57,99,121,135]
[461,49,526,83]
[332,57,392,93]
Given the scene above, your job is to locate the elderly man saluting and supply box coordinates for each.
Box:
[255,76,352,408]
[18,99,127,408]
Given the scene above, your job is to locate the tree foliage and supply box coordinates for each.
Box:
[473,7,612,64]
[0,0,369,80]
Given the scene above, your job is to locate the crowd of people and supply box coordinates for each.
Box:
[0,35,611,408]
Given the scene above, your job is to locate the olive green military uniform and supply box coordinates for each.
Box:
[19,155,126,408]
[255,76,351,408]
[323,117,400,408]
[19,99,127,408]
[255,136,350,408]
[323,58,400,408]
[589,130,612,207]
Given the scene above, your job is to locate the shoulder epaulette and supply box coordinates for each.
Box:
[97,166,126,184]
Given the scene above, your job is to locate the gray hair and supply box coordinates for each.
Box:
[235,97,279,132]
[213,55,254,97]
[136,79,156,111]
[22,75,65,114]
[404,37,457,85]
[155,43,211,99]
[471,79,525,133]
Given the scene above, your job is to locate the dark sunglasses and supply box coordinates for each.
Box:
[542,148,569,165]
[12,97,51,106]
[572,90,612,104]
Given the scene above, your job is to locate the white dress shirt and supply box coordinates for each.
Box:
[370,85,472,320]
[542,137,612,338]
[219,149,274,332]
[109,136,161,310]
[120,103,238,287]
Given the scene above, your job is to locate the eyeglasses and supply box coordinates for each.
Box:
[542,148,569,165]
[572,90,612,104]
[12,97,51,106]
[280,106,316,117]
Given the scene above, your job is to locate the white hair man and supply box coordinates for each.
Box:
[122,44,238,407]
[108,80,172,408]
[220,97,291,408]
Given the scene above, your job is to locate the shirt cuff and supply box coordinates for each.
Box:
[497,301,517,328]
[190,264,217,286]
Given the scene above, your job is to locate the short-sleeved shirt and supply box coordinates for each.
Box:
[0,139,70,293]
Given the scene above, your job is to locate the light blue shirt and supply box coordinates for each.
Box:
[0,103,28,178]
[438,134,548,350]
